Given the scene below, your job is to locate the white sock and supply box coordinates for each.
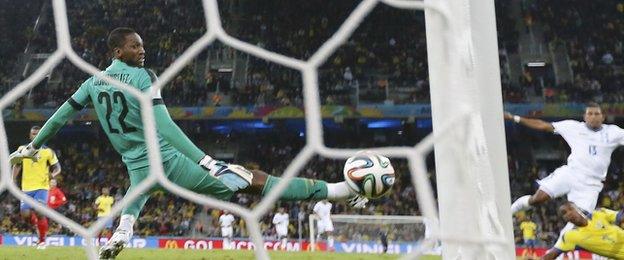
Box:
[326,182,354,200]
[223,237,230,250]
[281,237,287,250]
[511,195,532,214]
[117,214,136,235]
[328,235,334,248]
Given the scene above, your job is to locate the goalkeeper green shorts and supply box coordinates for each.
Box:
[122,153,234,218]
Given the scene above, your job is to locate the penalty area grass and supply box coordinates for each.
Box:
[0,246,444,260]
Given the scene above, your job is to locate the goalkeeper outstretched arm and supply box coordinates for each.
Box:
[152,102,205,163]
[31,100,82,148]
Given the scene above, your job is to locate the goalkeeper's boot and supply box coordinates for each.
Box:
[347,194,369,209]
[199,156,253,192]
[99,230,130,259]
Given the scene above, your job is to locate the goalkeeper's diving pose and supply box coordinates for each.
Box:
[9,27,367,259]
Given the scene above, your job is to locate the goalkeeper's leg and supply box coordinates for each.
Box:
[100,166,152,259]
[243,169,357,202]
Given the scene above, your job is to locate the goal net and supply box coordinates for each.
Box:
[0,0,514,259]
[309,214,439,255]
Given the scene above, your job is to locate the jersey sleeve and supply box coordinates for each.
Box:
[555,231,577,252]
[48,149,59,165]
[611,125,624,146]
[599,208,619,224]
[95,197,101,205]
[69,81,92,109]
[138,69,163,102]
[552,120,580,137]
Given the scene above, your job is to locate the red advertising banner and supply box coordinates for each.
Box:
[516,247,592,258]
[158,238,325,251]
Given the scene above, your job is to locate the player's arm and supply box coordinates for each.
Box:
[544,232,576,260]
[542,248,563,260]
[32,84,91,148]
[12,164,21,182]
[504,112,555,132]
[50,162,61,179]
[141,69,205,163]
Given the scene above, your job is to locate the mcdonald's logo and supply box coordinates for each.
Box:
[164,240,179,249]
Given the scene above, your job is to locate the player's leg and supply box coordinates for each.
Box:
[20,189,49,249]
[242,169,354,201]
[512,167,571,213]
[278,233,287,250]
[19,191,40,243]
[325,231,334,251]
[100,166,152,259]
[170,155,353,203]
[222,227,231,250]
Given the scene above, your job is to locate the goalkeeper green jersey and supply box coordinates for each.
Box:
[69,59,176,170]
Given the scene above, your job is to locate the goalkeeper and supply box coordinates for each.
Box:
[9,27,367,259]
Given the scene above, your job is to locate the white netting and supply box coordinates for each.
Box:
[0,0,510,259]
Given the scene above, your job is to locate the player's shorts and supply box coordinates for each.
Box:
[221,227,233,237]
[276,226,288,237]
[523,239,536,247]
[20,189,49,211]
[122,153,235,218]
[99,216,114,229]
[317,220,334,233]
[537,165,603,211]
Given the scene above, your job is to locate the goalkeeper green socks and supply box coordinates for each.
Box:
[261,175,328,200]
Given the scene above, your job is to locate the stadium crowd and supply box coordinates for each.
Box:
[2,0,521,108]
[527,0,624,103]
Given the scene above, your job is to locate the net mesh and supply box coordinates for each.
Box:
[0,0,507,259]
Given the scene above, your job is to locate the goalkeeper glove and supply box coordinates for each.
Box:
[198,155,253,192]
[9,143,38,165]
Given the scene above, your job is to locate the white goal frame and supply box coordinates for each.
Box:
[0,0,514,259]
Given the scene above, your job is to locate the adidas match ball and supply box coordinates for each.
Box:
[343,151,395,199]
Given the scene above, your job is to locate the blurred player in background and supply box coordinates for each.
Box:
[313,200,334,251]
[506,103,624,244]
[95,187,115,242]
[272,207,289,251]
[519,213,537,259]
[11,126,61,249]
[8,27,368,259]
[219,210,235,250]
[47,179,67,210]
[542,202,624,259]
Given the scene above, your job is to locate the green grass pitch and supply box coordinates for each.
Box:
[0,246,444,260]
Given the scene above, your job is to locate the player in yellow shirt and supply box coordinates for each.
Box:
[11,126,61,249]
[543,202,624,260]
[519,214,538,259]
[95,187,115,242]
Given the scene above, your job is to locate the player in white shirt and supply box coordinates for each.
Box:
[313,200,334,250]
[506,103,624,245]
[219,210,235,250]
[272,207,289,250]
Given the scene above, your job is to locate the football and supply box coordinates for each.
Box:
[343,151,395,199]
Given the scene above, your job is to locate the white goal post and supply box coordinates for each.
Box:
[308,214,431,253]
